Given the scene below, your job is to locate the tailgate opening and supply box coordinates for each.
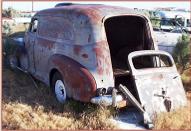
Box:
[104,15,153,101]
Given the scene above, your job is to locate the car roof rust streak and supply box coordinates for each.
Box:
[35,5,144,22]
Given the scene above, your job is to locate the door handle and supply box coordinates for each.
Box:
[154,94,170,99]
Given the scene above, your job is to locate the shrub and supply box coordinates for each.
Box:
[173,34,190,73]
[3,22,12,35]
[148,11,161,29]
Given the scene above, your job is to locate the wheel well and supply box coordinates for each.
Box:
[49,68,59,86]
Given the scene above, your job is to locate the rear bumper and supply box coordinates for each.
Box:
[90,94,127,107]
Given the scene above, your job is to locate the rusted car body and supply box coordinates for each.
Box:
[10,4,187,128]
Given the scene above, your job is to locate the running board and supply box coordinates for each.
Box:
[118,84,154,129]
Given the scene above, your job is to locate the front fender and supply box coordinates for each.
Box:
[48,54,97,102]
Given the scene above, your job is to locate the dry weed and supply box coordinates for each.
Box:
[154,105,191,130]
[2,68,116,130]
[2,102,76,130]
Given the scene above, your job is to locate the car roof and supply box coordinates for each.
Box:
[35,4,144,21]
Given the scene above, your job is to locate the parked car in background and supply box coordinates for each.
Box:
[156,10,191,32]
[154,29,182,54]
[152,10,190,54]
[8,4,187,129]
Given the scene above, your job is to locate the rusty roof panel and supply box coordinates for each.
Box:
[35,5,143,21]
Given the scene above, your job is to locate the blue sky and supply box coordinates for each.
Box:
[3,1,190,11]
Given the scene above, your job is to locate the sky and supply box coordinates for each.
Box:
[3,1,190,11]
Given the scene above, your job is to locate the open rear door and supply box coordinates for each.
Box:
[127,50,187,119]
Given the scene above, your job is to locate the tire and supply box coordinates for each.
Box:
[9,55,19,69]
[51,72,67,103]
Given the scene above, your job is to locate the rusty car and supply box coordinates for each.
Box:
[9,4,187,128]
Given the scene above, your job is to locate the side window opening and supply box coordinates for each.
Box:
[29,18,38,33]
[187,19,191,27]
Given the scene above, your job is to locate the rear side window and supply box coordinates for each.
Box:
[132,55,172,69]
[38,16,74,40]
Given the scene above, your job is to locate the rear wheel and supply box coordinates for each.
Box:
[51,72,67,103]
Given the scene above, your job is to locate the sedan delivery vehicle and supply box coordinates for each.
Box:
[9,4,187,128]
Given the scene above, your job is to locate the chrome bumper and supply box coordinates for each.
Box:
[90,94,124,107]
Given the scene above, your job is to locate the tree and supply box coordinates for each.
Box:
[148,11,161,29]
[2,7,18,18]
[173,34,190,73]
[2,21,12,35]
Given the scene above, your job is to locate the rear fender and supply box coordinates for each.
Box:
[48,54,97,102]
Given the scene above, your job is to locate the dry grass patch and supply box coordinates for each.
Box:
[2,68,116,130]
[11,23,29,33]
[154,91,191,130]
[154,105,191,130]
[187,91,191,101]
[2,101,116,130]
[2,102,76,129]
